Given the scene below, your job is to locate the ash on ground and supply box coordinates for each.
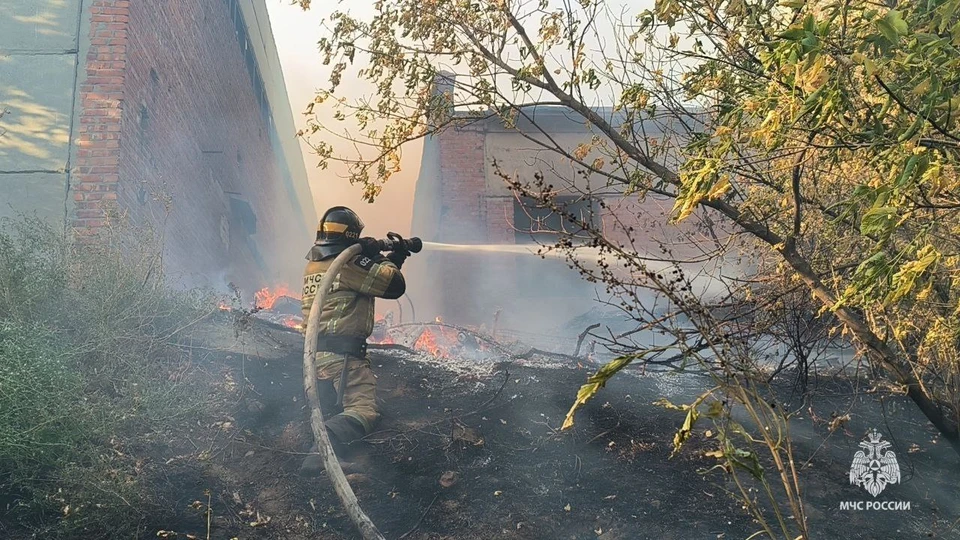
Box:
[63,313,958,540]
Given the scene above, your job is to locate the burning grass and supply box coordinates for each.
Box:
[254,285,297,310]
[0,216,218,538]
[370,319,499,363]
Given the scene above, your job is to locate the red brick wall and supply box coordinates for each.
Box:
[123,0,284,288]
[74,0,290,291]
[437,127,486,242]
[74,0,129,234]
[432,127,483,323]
[484,197,515,243]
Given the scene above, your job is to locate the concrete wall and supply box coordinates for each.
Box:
[235,0,316,237]
[1,0,316,295]
[0,0,85,224]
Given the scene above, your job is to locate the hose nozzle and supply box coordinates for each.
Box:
[377,232,422,254]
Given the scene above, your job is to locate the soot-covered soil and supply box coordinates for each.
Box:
[121,317,960,539]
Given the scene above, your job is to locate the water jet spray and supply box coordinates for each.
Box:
[420,241,731,299]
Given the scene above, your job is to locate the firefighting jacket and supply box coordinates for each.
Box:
[301,251,405,339]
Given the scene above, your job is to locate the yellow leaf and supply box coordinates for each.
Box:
[706,175,731,200]
[884,245,940,305]
[563,354,643,430]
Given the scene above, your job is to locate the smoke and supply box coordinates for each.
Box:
[263,4,734,345]
[266,2,420,242]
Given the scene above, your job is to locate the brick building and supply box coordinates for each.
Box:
[408,75,730,333]
[0,0,316,292]
[410,76,634,330]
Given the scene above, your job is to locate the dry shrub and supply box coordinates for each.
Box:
[0,215,217,538]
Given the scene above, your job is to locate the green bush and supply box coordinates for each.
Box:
[0,215,216,537]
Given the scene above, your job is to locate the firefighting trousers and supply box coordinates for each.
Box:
[315,352,379,436]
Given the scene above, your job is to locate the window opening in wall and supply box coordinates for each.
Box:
[227,194,257,237]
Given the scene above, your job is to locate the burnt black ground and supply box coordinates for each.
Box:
[11,315,959,539]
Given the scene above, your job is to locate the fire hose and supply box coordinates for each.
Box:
[302,233,422,540]
[302,243,383,540]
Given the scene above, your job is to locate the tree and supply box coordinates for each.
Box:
[296,0,960,454]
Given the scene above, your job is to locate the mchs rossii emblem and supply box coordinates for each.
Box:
[849,430,900,497]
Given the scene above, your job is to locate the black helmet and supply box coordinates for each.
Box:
[309,206,364,260]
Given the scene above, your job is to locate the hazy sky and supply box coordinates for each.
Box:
[266,1,421,238]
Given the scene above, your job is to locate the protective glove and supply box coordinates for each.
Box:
[357,237,381,257]
[386,250,409,269]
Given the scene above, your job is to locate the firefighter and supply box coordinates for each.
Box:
[299,206,409,475]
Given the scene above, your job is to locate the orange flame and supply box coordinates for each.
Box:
[414,328,446,357]
[412,325,460,358]
[218,303,231,311]
[281,316,302,329]
[254,285,299,310]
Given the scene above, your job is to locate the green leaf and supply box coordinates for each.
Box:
[833,252,892,308]
[887,10,909,35]
[801,34,820,50]
[730,448,764,480]
[705,399,724,419]
[655,391,712,457]
[914,33,941,45]
[877,11,908,44]
[885,245,940,304]
[894,155,923,189]
[860,206,897,237]
[779,26,806,41]
[876,19,899,44]
[673,406,699,456]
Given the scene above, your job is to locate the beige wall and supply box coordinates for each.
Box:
[483,131,617,197]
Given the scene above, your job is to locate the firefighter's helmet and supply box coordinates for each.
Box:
[310,206,365,260]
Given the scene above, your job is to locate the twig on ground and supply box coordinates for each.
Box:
[205,489,212,540]
[575,324,601,357]
[585,421,621,445]
[398,493,440,540]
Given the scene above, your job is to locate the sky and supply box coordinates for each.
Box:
[266,0,421,239]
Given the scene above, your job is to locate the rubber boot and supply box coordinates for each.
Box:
[299,443,324,477]
[298,416,366,477]
[325,415,366,456]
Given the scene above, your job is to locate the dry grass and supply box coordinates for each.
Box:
[0,215,218,538]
